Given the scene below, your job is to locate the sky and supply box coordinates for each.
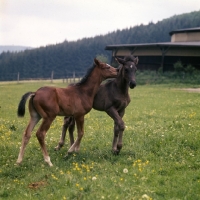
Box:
[0,0,200,48]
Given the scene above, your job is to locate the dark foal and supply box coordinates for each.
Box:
[55,55,138,154]
[16,58,118,166]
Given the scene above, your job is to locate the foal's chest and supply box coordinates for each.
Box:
[114,96,130,110]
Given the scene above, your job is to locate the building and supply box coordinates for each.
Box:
[105,27,200,71]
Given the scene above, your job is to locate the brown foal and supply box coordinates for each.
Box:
[16,58,118,166]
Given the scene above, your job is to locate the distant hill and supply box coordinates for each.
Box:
[0,10,200,81]
[0,45,32,54]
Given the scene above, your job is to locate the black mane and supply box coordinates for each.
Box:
[75,63,96,86]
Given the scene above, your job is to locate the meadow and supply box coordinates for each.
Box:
[0,80,200,199]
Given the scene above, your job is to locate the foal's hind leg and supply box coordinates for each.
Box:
[68,117,75,146]
[17,113,41,165]
[36,117,55,166]
[54,117,68,150]
[54,116,75,151]
[67,116,84,154]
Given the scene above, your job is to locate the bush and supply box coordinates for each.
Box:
[174,61,184,72]
[185,64,195,75]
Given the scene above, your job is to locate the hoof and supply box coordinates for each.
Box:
[63,151,74,159]
[16,159,22,165]
[44,156,53,167]
[67,150,74,155]
[63,154,70,159]
[117,145,122,151]
[45,161,53,167]
[54,146,60,151]
[112,149,120,155]
[54,143,64,151]
[16,162,21,166]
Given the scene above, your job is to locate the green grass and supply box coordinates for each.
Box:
[0,82,200,199]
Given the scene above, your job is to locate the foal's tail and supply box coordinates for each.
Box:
[17,92,35,117]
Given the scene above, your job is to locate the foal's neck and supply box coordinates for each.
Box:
[81,68,103,97]
[117,74,129,95]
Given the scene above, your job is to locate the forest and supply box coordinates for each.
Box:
[0,10,200,81]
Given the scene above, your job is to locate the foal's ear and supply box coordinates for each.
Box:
[115,57,125,65]
[94,58,101,66]
[134,57,139,65]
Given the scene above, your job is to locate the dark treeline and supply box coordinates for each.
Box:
[0,10,200,81]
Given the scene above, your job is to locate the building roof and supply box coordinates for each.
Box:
[105,42,200,50]
[169,27,200,36]
[105,27,200,51]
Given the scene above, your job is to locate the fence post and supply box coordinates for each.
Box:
[73,71,75,83]
[17,72,20,83]
[65,72,68,84]
[51,71,54,83]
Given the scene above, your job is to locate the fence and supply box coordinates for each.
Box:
[1,71,200,85]
[0,71,86,83]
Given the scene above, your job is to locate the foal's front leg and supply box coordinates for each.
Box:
[67,116,84,154]
[106,108,125,154]
[116,109,125,153]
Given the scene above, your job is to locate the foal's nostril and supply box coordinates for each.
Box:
[129,81,136,89]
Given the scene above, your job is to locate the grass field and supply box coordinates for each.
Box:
[0,81,200,199]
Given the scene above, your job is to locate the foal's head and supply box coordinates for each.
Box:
[94,58,118,79]
[76,58,118,86]
[115,56,139,89]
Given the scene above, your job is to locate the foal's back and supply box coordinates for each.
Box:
[32,85,92,118]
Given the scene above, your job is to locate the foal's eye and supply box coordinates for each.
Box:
[106,64,111,69]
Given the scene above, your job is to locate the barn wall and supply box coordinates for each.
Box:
[133,46,162,56]
[166,46,200,56]
[171,32,200,42]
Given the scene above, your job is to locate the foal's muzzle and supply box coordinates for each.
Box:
[129,81,136,89]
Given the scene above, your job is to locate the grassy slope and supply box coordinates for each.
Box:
[0,82,200,199]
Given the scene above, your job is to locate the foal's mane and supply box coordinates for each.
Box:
[124,55,136,62]
[75,63,96,86]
